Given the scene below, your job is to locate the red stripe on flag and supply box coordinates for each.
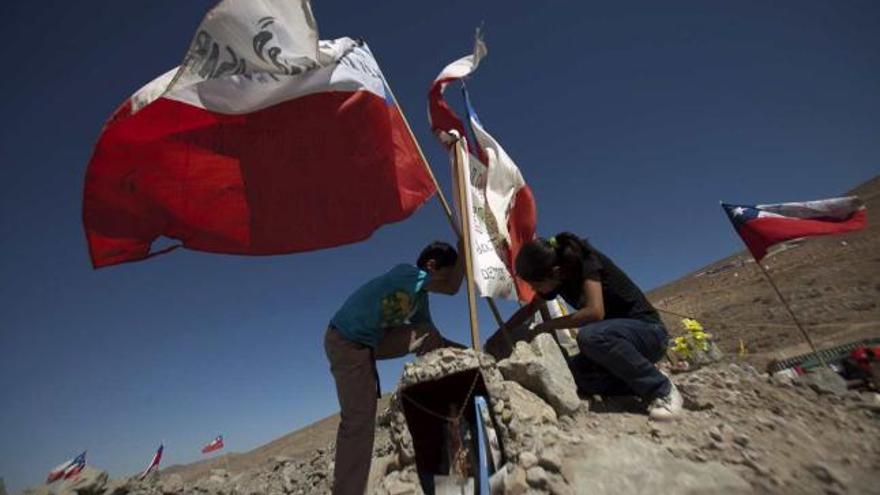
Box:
[428,76,469,144]
[84,91,434,268]
[508,186,537,302]
[202,437,224,453]
[738,209,867,260]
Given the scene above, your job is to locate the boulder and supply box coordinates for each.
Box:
[501,381,557,424]
[498,334,581,416]
[795,368,848,396]
[561,436,751,495]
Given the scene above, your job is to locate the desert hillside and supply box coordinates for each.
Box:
[649,175,879,367]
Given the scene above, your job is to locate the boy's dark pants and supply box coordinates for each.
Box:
[568,318,671,400]
[324,325,444,495]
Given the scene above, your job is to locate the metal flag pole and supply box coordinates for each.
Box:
[380,63,506,329]
[720,201,827,367]
[754,260,826,367]
[452,139,482,350]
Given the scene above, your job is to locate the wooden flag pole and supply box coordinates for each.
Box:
[754,261,827,367]
[453,139,482,350]
[382,75,460,237]
[382,72,506,328]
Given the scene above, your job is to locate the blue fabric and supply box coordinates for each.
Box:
[568,318,671,400]
[330,264,432,348]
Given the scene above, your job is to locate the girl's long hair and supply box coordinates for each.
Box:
[515,232,591,282]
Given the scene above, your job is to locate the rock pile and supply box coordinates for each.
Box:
[378,341,583,494]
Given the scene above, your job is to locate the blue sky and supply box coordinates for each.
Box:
[0,0,877,491]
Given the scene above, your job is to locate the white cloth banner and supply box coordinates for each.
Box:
[133,0,321,113]
[452,139,518,300]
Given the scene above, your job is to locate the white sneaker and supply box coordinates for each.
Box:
[648,381,683,421]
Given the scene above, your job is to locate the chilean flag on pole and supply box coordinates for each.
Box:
[83,0,433,268]
[138,444,164,481]
[46,451,86,483]
[201,435,224,454]
[722,196,867,261]
[428,33,537,302]
[462,89,537,302]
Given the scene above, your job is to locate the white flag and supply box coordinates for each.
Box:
[452,138,519,300]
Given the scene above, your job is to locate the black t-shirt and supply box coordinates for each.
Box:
[557,240,660,323]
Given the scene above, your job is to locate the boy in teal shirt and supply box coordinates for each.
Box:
[324,241,464,495]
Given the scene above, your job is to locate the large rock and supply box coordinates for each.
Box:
[561,436,751,495]
[501,380,557,425]
[795,367,848,396]
[498,334,581,416]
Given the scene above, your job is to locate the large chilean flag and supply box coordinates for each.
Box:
[83,0,434,268]
[722,196,867,261]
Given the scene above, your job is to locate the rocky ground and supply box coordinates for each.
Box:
[27,341,880,495]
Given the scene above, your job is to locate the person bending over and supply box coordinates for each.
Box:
[495,232,682,421]
[324,241,465,495]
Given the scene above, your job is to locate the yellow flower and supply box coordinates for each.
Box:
[681,318,704,332]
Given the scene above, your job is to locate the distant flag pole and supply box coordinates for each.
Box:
[138,444,163,481]
[721,196,867,364]
[201,435,229,472]
[377,47,506,329]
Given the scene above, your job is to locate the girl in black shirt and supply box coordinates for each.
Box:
[499,232,682,421]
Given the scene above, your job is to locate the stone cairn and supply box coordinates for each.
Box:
[378,335,586,495]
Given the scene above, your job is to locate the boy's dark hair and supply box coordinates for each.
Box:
[417,241,458,270]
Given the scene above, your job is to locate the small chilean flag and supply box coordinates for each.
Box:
[201,435,224,454]
[46,451,86,483]
[722,196,867,261]
[138,444,163,480]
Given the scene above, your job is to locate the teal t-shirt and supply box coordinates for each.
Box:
[330,264,433,348]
